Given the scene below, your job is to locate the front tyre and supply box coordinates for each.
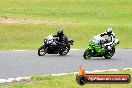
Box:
[38,45,48,56]
[104,47,115,59]
[83,49,92,59]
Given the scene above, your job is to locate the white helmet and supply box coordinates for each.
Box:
[106,28,112,35]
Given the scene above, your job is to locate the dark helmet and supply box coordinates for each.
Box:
[57,29,64,36]
[106,28,112,35]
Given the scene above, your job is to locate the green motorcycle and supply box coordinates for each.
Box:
[83,35,119,59]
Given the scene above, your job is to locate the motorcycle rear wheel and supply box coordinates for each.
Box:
[104,48,115,59]
[59,46,70,56]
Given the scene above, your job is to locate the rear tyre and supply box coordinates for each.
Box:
[59,45,70,56]
[38,45,48,56]
[83,49,92,59]
[104,47,115,59]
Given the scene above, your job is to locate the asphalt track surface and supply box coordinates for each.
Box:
[0,49,132,79]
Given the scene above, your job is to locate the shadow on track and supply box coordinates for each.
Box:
[82,57,118,61]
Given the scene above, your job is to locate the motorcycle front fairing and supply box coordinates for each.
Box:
[89,35,106,56]
[44,35,58,54]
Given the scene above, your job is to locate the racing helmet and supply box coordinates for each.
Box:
[57,29,64,36]
[106,28,112,35]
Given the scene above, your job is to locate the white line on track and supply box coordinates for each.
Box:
[0,68,132,84]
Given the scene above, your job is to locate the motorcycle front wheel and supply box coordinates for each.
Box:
[83,49,92,59]
[38,45,48,56]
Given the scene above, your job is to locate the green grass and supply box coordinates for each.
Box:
[0,0,132,49]
[0,69,132,88]
[0,24,132,49]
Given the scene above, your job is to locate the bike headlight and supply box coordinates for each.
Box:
[47,40,53,44]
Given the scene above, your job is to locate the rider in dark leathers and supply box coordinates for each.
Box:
[53,29,68,49]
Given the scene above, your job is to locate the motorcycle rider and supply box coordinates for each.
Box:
[100,28,115,50]
[53,29,68,47]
